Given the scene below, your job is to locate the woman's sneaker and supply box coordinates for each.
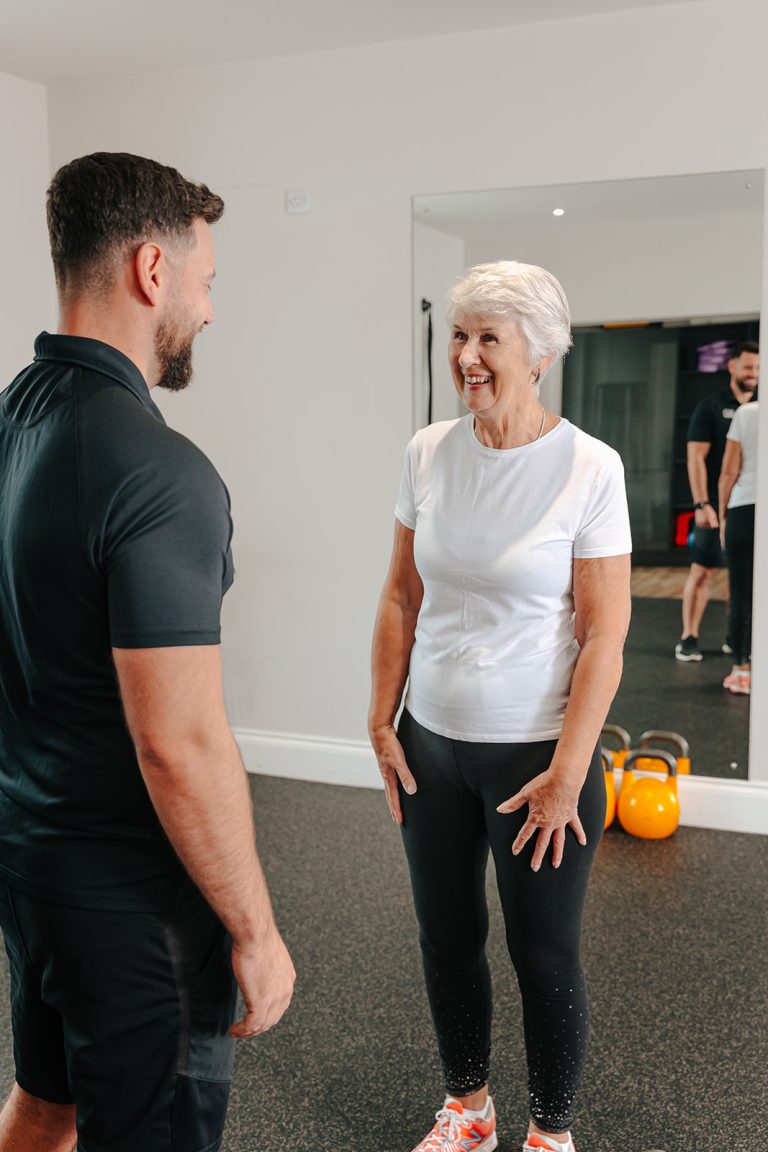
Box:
[411,1097,497,1152]
[723,668,751,695]
[675,635,702,662]
[523,1134,575,1152]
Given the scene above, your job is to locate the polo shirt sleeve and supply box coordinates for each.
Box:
[103,447,234,649]
[394,436,418,530]
[573,454,632,559]
[687,397,713,443]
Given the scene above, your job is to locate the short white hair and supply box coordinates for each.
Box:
[446,260,572,366]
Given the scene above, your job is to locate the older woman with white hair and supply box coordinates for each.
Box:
[369,262,631,1152]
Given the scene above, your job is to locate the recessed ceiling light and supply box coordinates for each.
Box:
[553,208,565,217]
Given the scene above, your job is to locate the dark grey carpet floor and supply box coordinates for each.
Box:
[609,597,749,780]
[2,774,766,1152]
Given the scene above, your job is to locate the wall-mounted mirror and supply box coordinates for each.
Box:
[413,171,763,782]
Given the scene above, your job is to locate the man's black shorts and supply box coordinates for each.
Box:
[689,524,723,568]
[0,874,238,1152]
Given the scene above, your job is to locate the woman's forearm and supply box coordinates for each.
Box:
[549,636,624,788]
[718,471,738,524]
[368,595,418,732]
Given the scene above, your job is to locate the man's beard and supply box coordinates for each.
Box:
[155,319,195,392]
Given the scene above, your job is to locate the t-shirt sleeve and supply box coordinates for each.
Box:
[726,404,746,443]
[103,450,234,648]
[573,454,632,559]
[394,436,418,529]
[687,398,712,443]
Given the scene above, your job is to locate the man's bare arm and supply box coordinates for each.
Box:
[113,644,295,1037]
[687,441,718,528]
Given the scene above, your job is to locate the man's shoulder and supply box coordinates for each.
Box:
[687,387,730,439]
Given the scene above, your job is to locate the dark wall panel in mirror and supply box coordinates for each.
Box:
[564,328,678,556]
[563,319,759,565]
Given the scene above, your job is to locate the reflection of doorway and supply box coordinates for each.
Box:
[563,318,759,564]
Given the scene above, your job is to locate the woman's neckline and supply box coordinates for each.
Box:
[466,413,566,454]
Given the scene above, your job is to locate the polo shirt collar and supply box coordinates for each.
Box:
[34,332,157,412]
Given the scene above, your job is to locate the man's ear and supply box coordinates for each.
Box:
[133,241,165,307]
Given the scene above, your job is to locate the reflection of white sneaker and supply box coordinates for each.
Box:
[523,1134,575,1152]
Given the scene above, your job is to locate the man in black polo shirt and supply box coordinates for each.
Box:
[0,154,295,1151]
[675,340,759,661]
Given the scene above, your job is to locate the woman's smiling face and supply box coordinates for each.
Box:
[449,312,535,417]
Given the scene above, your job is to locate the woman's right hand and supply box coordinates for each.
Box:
[369,723,417,824]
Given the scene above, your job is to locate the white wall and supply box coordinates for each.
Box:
[43,1,768,812]
[0,70,54,386]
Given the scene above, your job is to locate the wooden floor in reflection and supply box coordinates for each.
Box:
[631,565,728,601]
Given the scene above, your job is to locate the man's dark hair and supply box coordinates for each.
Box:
[46,152,225,297]
[733,340,760,359]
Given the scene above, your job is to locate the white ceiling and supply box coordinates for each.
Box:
[415,171,765,240]
[0,0,703,85]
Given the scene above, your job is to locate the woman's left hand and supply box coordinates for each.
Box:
[496,768,587,872]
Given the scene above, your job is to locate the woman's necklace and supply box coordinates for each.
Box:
[474,407,548,448]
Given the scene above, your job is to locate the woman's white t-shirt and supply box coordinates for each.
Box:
[726,400,759,509]
[395,415,632,743]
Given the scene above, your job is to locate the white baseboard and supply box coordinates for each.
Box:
[235,728,381,789]
[234,728,768,836]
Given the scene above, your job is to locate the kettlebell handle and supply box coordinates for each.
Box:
[623,747,677,776]
[601,748,614,770]
[601,723,631,750]
[638,729,690,758]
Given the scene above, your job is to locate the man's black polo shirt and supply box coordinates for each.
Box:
[0,334,234,910]
[687,386,755,504]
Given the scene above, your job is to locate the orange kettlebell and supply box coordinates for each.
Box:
[601,723,631,770]
[636,729,691,775]
[602,749,616,829]
[617,748,679,840]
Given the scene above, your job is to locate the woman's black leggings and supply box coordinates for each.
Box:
[725,503,755,665]
[397,710,605,1134]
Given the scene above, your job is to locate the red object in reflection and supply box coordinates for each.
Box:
[674,511,695,547]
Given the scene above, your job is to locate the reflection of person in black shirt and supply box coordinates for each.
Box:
[675,341,759,662]
[0,153,294,1150]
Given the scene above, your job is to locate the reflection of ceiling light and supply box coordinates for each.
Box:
[745,182,752,190]
[553,208,565,216]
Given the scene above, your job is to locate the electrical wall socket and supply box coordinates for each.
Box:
[285,189,310,214]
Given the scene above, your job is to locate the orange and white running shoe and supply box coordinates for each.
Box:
[523,1134,576,1152]
[723,668,751,695]
[411,1097,497,1152]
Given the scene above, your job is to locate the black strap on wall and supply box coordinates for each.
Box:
[421,298,433,424]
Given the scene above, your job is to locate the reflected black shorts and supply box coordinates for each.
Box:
[0,874,238,1152]
[689,525,723,568]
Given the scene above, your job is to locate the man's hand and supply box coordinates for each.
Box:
[695,504,718,530]
[229,928,296,1038]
